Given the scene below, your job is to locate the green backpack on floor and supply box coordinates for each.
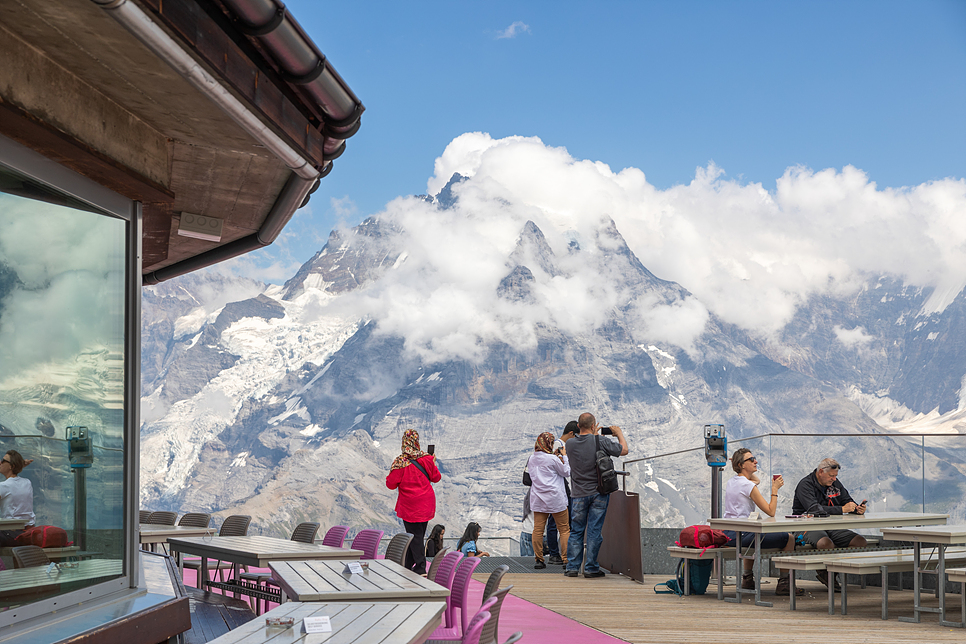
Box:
[654,559,713,596]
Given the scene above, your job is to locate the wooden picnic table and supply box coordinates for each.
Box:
[881,524,966,627]
[0,559,122,602]
[205,600,447,644]
[168,535,363,596]
[710,511,949,608]
[270,559,451,603]
[139,524,216,559]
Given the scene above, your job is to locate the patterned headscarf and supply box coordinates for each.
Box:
[390,428,428,471]
[534,432,555,454]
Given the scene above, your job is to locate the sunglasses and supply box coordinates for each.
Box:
[741,456,758,465]
[1,458,10,465]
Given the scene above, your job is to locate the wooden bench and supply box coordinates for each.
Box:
[774,547,966,619]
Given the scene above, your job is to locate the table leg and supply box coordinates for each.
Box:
[232,563,240,599]
[938,546,963,628]
[899,541,921,623]
[716,552,724,601]
[789,571,797,611]
[726,531,742,604]
[684,558,690,596]
[881,565,888,620]
[280,588,287,604]
[841,572,848,615]
[754,533,771,608]
[200,557,208,591]
[828,571,834,616]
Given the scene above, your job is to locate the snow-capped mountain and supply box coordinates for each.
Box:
[139,174,966,536]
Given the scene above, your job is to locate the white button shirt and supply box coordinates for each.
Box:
[528,451,571,514]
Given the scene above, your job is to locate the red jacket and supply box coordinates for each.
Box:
[386,454,441,522]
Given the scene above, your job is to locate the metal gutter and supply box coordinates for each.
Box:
[91,0,322,284]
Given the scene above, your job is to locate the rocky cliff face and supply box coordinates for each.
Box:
[138,176,966,537]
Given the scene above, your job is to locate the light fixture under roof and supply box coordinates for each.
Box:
[177,212,223,242]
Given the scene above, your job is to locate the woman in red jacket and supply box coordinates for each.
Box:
[386,429,441,573]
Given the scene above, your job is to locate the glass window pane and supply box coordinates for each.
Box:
[0,164,126,610]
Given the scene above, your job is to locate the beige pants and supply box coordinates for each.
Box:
[532,509,570,563]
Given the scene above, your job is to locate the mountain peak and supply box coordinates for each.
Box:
[508,220,559,278]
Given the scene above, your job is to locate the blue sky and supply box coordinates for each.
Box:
[241,0,966,281]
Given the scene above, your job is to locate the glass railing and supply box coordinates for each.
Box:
[621,433,966,527]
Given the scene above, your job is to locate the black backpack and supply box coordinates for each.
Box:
[595,435,619,495]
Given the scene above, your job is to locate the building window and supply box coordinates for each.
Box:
[0,162,128,612]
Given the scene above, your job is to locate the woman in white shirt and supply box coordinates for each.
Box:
[529,432,571,569]
[724,448,800,596]
[0,450,35,547]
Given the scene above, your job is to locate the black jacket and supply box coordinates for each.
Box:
[791,469,856,515]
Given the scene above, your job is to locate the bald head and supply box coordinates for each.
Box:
[578,413,595,434]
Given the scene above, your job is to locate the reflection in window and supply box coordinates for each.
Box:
[0,165,126,609]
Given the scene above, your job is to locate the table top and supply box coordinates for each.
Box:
[168,535,363,567]
[0,519,26,530]
[880,524,966,544]
[207,601,446,644]
[138,524,216,543]
[709,511,949,533]
[270,559,451,602]
[0,559,123,598]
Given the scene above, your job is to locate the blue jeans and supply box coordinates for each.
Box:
[566,493,609,573]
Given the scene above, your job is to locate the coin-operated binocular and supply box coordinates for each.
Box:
[704,424,727,519]
[66,426,92,550]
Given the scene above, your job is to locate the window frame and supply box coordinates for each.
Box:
[0,132,141,627]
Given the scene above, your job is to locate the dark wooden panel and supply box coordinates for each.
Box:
[183,587,256,644]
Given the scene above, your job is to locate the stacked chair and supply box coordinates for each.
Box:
[145,511,177,525]
[426,562,522,644]
[321,525,350,547]
[426,547,450,581]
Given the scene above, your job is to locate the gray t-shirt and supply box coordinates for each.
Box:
[567,433,622,498]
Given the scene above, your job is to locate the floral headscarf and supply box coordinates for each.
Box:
[534,432,555,454]
[390,428,428,471]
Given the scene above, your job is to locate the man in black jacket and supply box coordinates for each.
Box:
[792,458,868,590]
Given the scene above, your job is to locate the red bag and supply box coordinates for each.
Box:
[14,525,70,548]
[675,525,729,551]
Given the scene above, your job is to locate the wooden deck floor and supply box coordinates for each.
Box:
[483,573,966,643]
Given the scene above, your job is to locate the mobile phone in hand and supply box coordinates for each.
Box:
[427,444,435,455]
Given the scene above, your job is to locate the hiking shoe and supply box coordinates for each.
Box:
[548,555,564,565]
[816,570,841,592]
[741,573,756,590]
[534,561,546,569]
[775,577,804,596]
[584,570,606,578]
[564,570,579,577]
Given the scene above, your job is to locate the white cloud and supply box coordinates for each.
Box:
[834,325,874,348]
[496,21,531,39]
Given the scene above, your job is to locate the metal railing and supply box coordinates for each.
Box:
[620,432,966,527]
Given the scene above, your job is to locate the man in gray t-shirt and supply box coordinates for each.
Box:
[564,413,628,578]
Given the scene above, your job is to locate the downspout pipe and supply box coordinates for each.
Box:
[91,0,321,284]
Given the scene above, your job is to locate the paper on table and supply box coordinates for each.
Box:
[344,561,365,575]
[304,616,332,633]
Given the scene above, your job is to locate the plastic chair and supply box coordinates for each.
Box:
[478,586,513,644]
[178,513,211,528]
[139,510,151,523]
[322,525,350,548]
[431,556,481,637]
[350,529,384,560]
[182,515,251,588]
[12,545,49,568]
[427,546,450,581]
[433,551,464,622]
[481,564,509,602]
[501,634,523,644]
[427,598,495,644]
[384,532,414,567]
[146,511,177,525]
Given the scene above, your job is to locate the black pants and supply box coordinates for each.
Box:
[0,530,23,547]
[403,520,428,573]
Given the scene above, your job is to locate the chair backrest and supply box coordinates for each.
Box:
[218,515,251,537]
[350,529,384,560]
[146,511,178,525]
[290,522,321,544]
[478,585,512,644]
[178,512,211,528]
[12,545,50,568]
[461,600,495,644]
[481,564,509,602]
[322,525,350,548]
[434,550,464,599]
[384,532,414,567]
[139,510,151,523]
[450,556,482,634]
[426,546,450,581]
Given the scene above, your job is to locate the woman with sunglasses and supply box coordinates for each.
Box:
[725,448,800,596]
